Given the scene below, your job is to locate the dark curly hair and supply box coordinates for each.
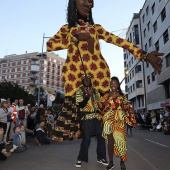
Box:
[67,0,94,28]
[111,76,124,95]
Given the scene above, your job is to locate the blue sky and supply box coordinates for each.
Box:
[0,0,145,89]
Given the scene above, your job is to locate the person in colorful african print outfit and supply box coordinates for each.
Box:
[46,0,163,142]
[47,0,163,97]
[98,77,136,170]
[75,74,108,168]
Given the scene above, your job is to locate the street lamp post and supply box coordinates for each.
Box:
[37,33,45,107]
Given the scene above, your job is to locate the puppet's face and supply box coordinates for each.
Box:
[76,0,91,18]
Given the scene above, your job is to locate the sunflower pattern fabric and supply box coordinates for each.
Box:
[98,93,136,162]
[47,21,144,96]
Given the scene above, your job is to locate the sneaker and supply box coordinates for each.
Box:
[120,162,126,170]
[97,159,108,166]
[106,161,114,170]
[75,160,82,168]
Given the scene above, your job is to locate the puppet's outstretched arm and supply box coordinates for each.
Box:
[47,24,73,52]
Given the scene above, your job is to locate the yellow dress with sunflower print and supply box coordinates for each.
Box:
[47,21,144,96]
[98,93,136,162]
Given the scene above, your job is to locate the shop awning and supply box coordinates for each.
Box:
[42,86,56,94]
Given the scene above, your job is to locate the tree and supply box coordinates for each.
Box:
[0,81,36,106]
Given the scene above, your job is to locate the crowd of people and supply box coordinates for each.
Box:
[0,99,57,161]
[135,108,170,135]
[0,0,167,169]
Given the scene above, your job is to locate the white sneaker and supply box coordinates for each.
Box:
[75,161,82,168]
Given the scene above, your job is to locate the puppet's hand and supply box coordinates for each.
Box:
[145,51,164,75]
[77,33,90,41]
[77,33,94,54]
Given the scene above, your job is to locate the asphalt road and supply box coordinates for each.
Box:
[0,129,170,170]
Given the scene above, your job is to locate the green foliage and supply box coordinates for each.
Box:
[0,81,36,106]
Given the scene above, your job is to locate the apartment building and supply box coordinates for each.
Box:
[124,13,146,112]
[124,0,170,111]
[0,52,65,92]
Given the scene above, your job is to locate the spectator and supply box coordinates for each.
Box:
[46,108,55,140]
[36,120,51,145]
[163,120,170,135]
[0,101,11,142]
[150,110,157,131]
[20,125,27,149]
[4,101,13,144]
[16,99,29,126]
[0,127,11,160]
[10,126,26,153]
[35,104,45,125]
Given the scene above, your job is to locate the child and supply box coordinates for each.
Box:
[0,127,11,160]
[10,126,26,153]
[36,120,50,145]
[46,109,55,140]
[20,125,27,149]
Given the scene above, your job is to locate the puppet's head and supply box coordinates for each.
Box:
[67,0,94,28]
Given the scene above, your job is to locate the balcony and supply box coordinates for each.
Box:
[30,81,38,86]
[30,74,38,79]
[31,61,39,65]
[30,65,39,72]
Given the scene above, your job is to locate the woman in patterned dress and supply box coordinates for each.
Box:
[46,0,163,141]
[98,76,136,170]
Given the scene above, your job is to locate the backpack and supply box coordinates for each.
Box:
[18,109,25,120]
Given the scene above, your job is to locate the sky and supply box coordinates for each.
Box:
[0,0,145,89]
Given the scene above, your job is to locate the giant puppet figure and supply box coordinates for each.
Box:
[46,0,163,141]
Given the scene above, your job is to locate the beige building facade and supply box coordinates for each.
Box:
[0,52,65,92]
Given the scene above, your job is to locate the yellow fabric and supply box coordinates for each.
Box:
[47,24,143,96]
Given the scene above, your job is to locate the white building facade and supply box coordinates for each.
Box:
[125,0,170,111]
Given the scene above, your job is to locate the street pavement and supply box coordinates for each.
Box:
[0,129,170,170]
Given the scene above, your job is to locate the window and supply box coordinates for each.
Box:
[132,70,134,77]
[134,25,139,44]
[146,62,149,68]
[147,21,150,31]
[166,53,170,68]
[165,81,170,99]
[142,14,145,23]
[152,3,155,15]
[21,61,24,65]
[163,29,169,44]
[136,80,142,88]
[147,75,150,84]
[26,60,29,64]
[144,29,146,37]
[149,37,152,47]
[155,40,159,51]
[152,72,155,82]
[153,21,157,33]
[135,65,141,73]
[161,8,166,22]
[146,6,149,15]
